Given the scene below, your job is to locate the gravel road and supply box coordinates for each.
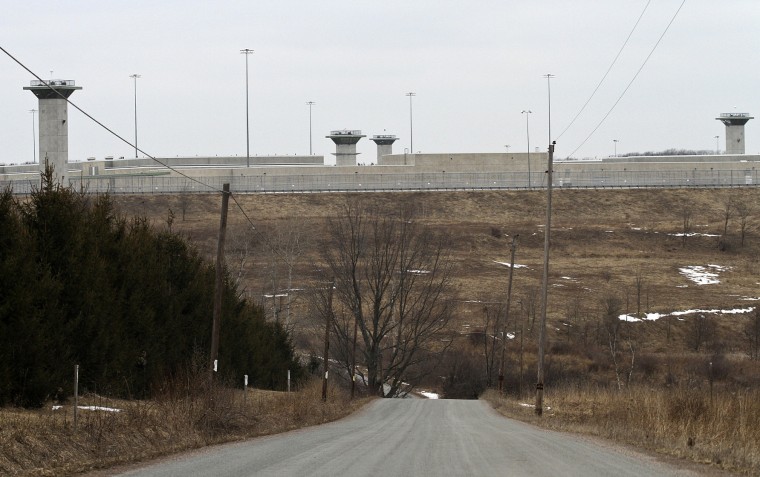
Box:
[116,399,707,477]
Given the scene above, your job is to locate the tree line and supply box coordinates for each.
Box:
[0,172,301,407]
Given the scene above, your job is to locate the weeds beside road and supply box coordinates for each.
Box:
[0,379,367,477]
[484,385,758,475]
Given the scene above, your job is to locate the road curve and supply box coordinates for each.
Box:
[117,399,702,477]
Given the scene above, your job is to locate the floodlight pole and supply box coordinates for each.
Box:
[522,110,532,188]
[130,74,141,158]
[241,49,254,167]
[29,109,37,163]
[307,101,315,155]
[406,92,416,152]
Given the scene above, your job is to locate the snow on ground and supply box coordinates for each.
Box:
[419,391,439,399]
[493,261,528,269]
[679,265,730,285]
[52,405,122,412]
[619,306,755,322]
[668,232,720,238]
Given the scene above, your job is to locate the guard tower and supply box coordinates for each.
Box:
[369,134,399,165]
[24,79,82,182]
[716,112,753,154]
[326,129,365,166]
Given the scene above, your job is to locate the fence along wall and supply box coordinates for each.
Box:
[2,153,758,194]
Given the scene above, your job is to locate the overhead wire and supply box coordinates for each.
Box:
[0,44,290,260]
[565,0,687,159]
[556,0,652,141]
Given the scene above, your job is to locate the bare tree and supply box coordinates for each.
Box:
[481,304,505,388]
[735,200,752,247]
[721,195,734,237]
[690,314,715,352]
[321,198,455,397]
[744,308,760,360]
[680,202,693,248]
[601,295,624,390]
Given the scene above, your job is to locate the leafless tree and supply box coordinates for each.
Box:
[321,198,455,397]
[721,195,734,237]
[744,308,760,360]
[680,202,693,248]
[690,313,716,352]
[601,296,623,389]
[735,200,752,247]
[480,304,505,388]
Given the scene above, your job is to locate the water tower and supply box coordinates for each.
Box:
[369,134,399,165]
[326,130,365,166]
[716,112,753,154]
[24,80,82,182]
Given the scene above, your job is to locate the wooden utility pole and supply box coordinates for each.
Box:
[536,142,555,416]
[499,235,519,395]
[209,183,231,386]
[322,278,335,402]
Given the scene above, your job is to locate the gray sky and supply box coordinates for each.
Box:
[2,0,759,166]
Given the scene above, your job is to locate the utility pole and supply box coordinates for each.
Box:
[536,73,555,416]
[499,235,519,395]
[535,142,555,416]
[209,183,231,386]
[322,277,335,402]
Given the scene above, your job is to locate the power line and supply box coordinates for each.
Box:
[565,0,687,159]
[556,0,652,142]
[0,45,287,261]
[0,45,221,193]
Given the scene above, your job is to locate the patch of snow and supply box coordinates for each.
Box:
[679,265,730,285]
[407,269,430,274]
[668,232,720,238]
[420,391,439,399]
[493,261,528,269]
[52,405,122,413]
[506,332,515,339]
[620,307,754,322]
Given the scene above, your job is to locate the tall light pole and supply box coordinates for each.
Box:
[521,110,532,188]
[714,135,720,155]
[544,74,556,144]
[536,73,555,417]
[613,139,619,157]
[129,74,140,158]
[241,48,254,167]
[29,108,37,163]
[406,92,416,153]
[306,101,315,155]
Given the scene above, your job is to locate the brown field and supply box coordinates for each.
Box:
[113,188,760,351]
[110,187,760,474]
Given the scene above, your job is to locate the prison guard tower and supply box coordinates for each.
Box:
[326,130,365,166]
[369,134,399,165]
[716,112,753,155]
[24,80,82,183]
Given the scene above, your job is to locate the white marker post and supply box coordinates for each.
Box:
[287,369,291,393]
[244,374,248,404]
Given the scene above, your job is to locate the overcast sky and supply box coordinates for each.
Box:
[2,0,759,166]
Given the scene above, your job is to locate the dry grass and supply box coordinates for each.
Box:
[483,385,760,475]
[0,379,369,476]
